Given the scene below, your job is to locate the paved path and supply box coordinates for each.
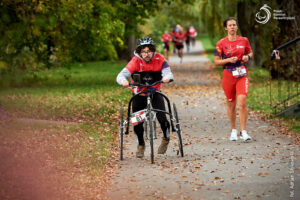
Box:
[168,41,209,64]
[105,41,300,199]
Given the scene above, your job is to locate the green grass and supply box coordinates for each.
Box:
[198,34,215,62]
[0,61,130,119]
[0,61,131,173]
[247,67,300,113]
[1,61,124,88]
[198,34,224,77]
[247,67,300,133]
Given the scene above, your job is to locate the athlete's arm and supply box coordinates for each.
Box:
[116,68,131,87]
[214,40,237,66]
[162,61,174,83]
[214,56,238,66]
[242,50,253,62]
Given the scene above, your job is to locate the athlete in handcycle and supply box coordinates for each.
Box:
[116,37,184,163]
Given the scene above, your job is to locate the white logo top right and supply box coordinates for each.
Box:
[255,4,296,24]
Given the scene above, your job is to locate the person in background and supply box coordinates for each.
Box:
[174,26,186,64]
[185,27,191,52]
[171,27,178,54]
[161,30,172,60]
[189,26,197,47]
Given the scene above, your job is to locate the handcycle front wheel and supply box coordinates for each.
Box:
[148,112,155,164]
[119,106,124,160]
[173,103,184,157]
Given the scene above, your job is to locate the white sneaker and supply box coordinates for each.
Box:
[240,130,251,141]
[230,129,238,141]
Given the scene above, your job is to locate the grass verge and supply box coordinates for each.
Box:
[0,61,131,175]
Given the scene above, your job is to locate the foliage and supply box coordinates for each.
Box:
[200,0,237,45]
[138,0,200,51]
[0,0,176,71]
[198,34,215,61]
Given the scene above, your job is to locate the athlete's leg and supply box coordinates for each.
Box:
[164,48,168,60]
[178,47,183,61]
[166,45,170,60]
[186,40,190,52]
[178,48,183,63]
[237,95,247,131]
[173,42,176,54]
[222,70,237,130]
[236,76,249,131]
[132,95,147,146]
[152,93,170,154]
[151,93,170,139]
[227,101,237,129]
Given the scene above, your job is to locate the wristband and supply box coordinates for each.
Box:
[248,55,251,60]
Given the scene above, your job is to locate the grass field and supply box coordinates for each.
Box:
[0,61,131,174]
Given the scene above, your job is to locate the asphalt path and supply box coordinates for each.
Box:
[105,41,300,200]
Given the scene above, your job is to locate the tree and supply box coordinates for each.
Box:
[0,0,125,71]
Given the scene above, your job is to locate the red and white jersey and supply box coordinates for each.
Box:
[174,32,185,45]
[125,53,169,94]
[189,28,197,39]
[161,33,172,45]
[214,35,252,69]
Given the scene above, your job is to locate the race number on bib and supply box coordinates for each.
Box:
[131,111,146,126]
[232,67,247,78]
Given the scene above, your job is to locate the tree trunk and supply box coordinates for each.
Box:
[127,34,136,59]
[237,1,258,68]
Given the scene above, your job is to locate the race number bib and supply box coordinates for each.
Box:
[131,111,146,126]
[232,67,247,78]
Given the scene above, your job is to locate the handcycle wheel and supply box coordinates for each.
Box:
[153,113,157,139]
[149,112,155,164]
[173,103,184,157]
[119,106,124,160]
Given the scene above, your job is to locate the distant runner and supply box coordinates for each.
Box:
[185,27,191,52]
[189,26,197,47]
[171,27,178,54]
[161,30,172,61]
[174,26,186,64]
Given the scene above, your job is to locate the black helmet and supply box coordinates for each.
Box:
[136,36,156,54]
[137,36,155,47]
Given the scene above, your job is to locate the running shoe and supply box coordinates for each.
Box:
[240,130,251,141]
[230,129,238,141]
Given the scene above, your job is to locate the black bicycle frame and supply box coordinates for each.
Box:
[124,90,175,135]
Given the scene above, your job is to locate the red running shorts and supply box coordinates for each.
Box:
[222,69,249,102]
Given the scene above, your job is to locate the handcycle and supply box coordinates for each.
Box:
[119,80,184,164]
